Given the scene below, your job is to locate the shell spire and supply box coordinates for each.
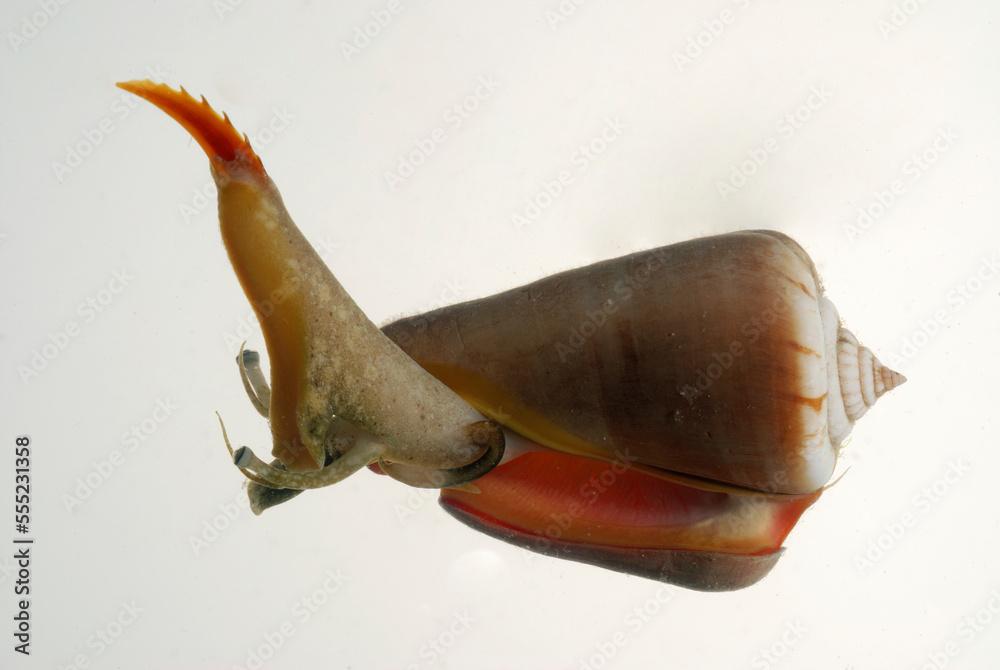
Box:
[836,328,906,422]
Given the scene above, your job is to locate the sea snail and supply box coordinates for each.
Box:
[119,80,905,591]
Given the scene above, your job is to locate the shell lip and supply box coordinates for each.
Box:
[439,448,820,588]
[625,459,822,499]
[440,498,785,591]
[500,431,822,500]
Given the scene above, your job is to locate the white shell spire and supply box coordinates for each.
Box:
[836,328,906,422]
[820,297,906,447]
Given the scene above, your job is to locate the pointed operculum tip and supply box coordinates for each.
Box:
[115,79,265,178]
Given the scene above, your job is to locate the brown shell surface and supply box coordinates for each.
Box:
[382,231,828,494]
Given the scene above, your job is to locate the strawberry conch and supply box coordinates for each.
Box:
[119,80,906,590]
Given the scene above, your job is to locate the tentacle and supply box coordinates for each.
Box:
[215,412,275,488]
[237,343,270,418]
[233,441,384,490]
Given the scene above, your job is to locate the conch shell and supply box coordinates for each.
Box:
[385,230,905,589]
[118,80,905,591]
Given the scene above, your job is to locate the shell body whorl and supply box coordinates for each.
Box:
[382,230,905,588]
[384,230,904,496]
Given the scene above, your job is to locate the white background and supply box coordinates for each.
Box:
[2,1,999,668]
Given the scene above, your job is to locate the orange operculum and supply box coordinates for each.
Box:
[116,79,265,177]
